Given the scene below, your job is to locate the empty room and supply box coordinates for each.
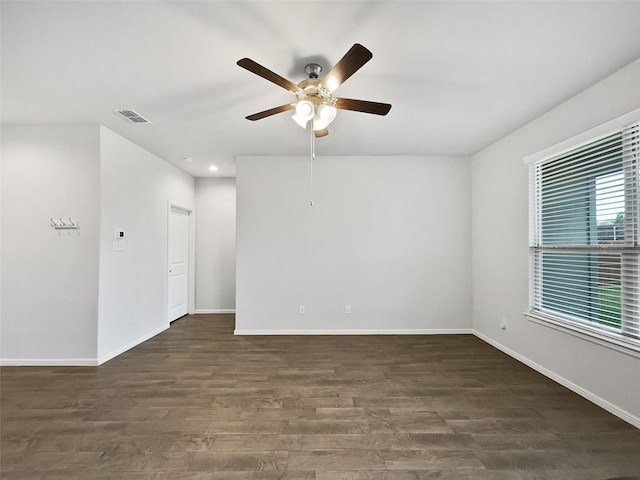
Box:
[1,1,639,479]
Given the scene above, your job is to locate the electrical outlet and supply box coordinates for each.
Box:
[298,305,305,315]
[500,317,507,330]
[345,305,351,314]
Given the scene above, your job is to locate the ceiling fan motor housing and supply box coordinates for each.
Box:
[297,78,335,108]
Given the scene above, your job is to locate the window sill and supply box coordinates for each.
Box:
[524,311,640,359]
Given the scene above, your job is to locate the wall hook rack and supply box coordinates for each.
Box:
[51,217,79,230]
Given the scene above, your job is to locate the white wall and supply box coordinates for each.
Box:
[471,58,640,425]
[195,177,236,312]
[1,126,100,363]
[97,127,194,363]
[236,155,471,334]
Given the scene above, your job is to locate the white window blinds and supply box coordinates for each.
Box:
[528,118,640,355]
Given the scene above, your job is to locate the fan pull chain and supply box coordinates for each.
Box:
[309,122,315,207]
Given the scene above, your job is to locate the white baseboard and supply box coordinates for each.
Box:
[194,309,236,314]
[473,330,640,429]
[97,324,169,365]
[234,328,472,336]
[0,358,99,366]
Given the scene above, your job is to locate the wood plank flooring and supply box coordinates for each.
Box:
[1,314,639,479]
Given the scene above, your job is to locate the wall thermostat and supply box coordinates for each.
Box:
[115,229,125,239]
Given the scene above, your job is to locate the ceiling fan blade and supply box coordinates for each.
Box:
[335,98,392,116]
[246,103,295,121]
[314,128,329,138]
[237,58,300,94]
[320,44,373,93]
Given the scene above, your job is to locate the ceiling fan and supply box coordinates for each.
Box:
[237,44,392,138]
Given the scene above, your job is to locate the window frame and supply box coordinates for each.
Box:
[525,108,640,358]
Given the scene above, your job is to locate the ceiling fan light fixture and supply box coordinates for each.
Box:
[318,103,337,121]
[313,104,337,130]
[292,113,309,129]
[313,118,328,131]
[325,75,340,93]
[296,100,314,118]
[292,100,315,128]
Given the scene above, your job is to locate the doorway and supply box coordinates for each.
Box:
[168,204,191,322]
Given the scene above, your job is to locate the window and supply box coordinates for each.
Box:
[527,112,640,355]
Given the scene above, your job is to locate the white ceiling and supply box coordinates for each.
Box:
[2,1,640,177]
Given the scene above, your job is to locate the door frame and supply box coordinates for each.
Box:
[167,201,195,322]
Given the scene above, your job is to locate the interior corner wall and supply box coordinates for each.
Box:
[236,155,471,334]
[97,126,194,363]
[194,177,236,313]
[470,58,640,425]
[1,125,100,364]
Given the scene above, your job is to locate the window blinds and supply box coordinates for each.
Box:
[529,120,639,352]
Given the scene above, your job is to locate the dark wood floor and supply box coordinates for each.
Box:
[1,314,639,479]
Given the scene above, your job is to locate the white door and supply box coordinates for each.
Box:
[168,205,190,322]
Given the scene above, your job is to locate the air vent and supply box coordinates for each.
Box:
[114,109,151,124]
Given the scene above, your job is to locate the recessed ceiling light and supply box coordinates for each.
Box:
[208,165,219,172]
